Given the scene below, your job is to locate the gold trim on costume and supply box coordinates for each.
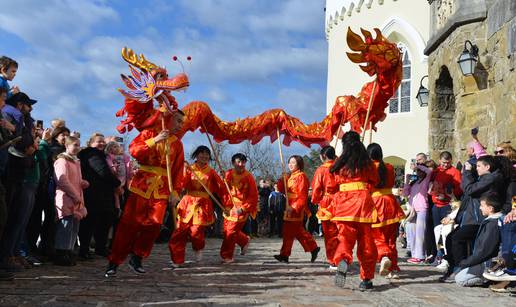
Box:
[371,188,393,198]
[339,181,368,192]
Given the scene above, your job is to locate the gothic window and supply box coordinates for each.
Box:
[389,45,411,113]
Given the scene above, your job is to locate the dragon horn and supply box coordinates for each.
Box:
[346,52,366,63]
[346,27,366,52]
[373,28,385,42]
[360,28,373,40]
[121,47,158,72]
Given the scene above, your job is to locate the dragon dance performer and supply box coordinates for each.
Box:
[105,109,185,277]
[311,146,339,269]
[219,153,258,263]
[169,145,225,266]
[330,131,379,291]
[367,143,405,278]
[274,155,320,263]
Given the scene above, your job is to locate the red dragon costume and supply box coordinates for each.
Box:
[371,161,405,275]
[106,48,188,276]
[219,168,258,262]
[169,162,225,265]
[275,170,319,262]
[311,160,339,266]
[106,27,401,276]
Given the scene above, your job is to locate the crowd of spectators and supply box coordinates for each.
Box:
[401,130,515,292]
[0,56,127,280]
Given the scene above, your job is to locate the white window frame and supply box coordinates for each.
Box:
[389,44,411,114]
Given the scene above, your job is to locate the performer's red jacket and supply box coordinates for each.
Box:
[223,169,258,223]
[311,160,337,221]
[277,170,311,222]
[128,129,184,201]
[176,163,225,226]
[371,162,405,228]
[331,165,379,223]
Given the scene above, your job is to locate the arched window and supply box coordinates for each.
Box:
[389,44,411,113]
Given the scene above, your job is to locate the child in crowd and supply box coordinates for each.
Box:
[465,127,487,169]
[403,162,433,264]
[0,56,19,99]
[51,118,66,129]
[105,141,132,215]
[454,193,503,287]
[53,136,89,266]
[434,200,461,257]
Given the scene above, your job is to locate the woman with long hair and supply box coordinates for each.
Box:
[169,145,225,266]
[273,155,320,263]
[311,145,339,269]
[330,131,379,291]
[367,143,405,278]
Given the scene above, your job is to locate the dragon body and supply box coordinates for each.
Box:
[116,28,402,147]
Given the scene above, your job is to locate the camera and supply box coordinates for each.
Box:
[410,174,419,182]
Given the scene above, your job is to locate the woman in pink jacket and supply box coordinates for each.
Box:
[54,136,89,266]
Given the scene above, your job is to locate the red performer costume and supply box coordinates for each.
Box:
[107,113,185,274]
[331,131,379,290]
[370,161,405,275]
[220,166,258,262]
[274,159,319,263]
[311,160,339,266]
[169,160,225,265]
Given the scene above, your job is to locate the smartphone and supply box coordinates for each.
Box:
[36,120,43,129]
[411,159,416,164]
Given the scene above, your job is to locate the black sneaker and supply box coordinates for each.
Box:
[273,255,289,263]
[78,251,95,261]
[359,279,373,291]
[128,255,146,274]
[335,260,348,288]
[310,247,320,263]
[0,270,14,281]
[104,262,118,277]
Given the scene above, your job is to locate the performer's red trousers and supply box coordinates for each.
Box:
[372,222,400,272]
[280,221,318,257]
[109,194,167,265]
[321,220,339,264]
[168,221,205,264]
[220,219,249,260]
[334,221,378,280]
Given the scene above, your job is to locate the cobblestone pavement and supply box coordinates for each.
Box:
[0,237,514,306]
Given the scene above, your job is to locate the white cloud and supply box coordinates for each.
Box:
[1,0,328,157]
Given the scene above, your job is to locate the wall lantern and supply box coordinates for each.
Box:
[416,75,429,107]
[457,40,479,76]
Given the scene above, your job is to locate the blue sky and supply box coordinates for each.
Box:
[0,0,328,157]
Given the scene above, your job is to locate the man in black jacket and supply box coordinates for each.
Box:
[454,193,503,286]
[78,133,121,259]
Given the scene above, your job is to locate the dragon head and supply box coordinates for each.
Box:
[118,47,189,112]
[346,27,401,77]
[116,47,190,133]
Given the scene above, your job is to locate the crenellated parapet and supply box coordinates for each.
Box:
[325,0,399,39]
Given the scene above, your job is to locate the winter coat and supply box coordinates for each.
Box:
[78,147,121,213]
[458,212,503,268]
[457,170,504,226]
[54,153,89,219]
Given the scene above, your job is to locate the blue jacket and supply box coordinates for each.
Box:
[0,76,12,99]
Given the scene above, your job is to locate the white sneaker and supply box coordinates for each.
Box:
[194,250,203,262]
[221,258,234,264]
[240,241,249,256]
[328,264,338,271]
[386,272,400,279]
[169,261,182,269]
[435,259,449,272]
[379,256,392,276]
[483,269,516,282]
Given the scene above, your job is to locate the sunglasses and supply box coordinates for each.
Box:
[494,149,504,155]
